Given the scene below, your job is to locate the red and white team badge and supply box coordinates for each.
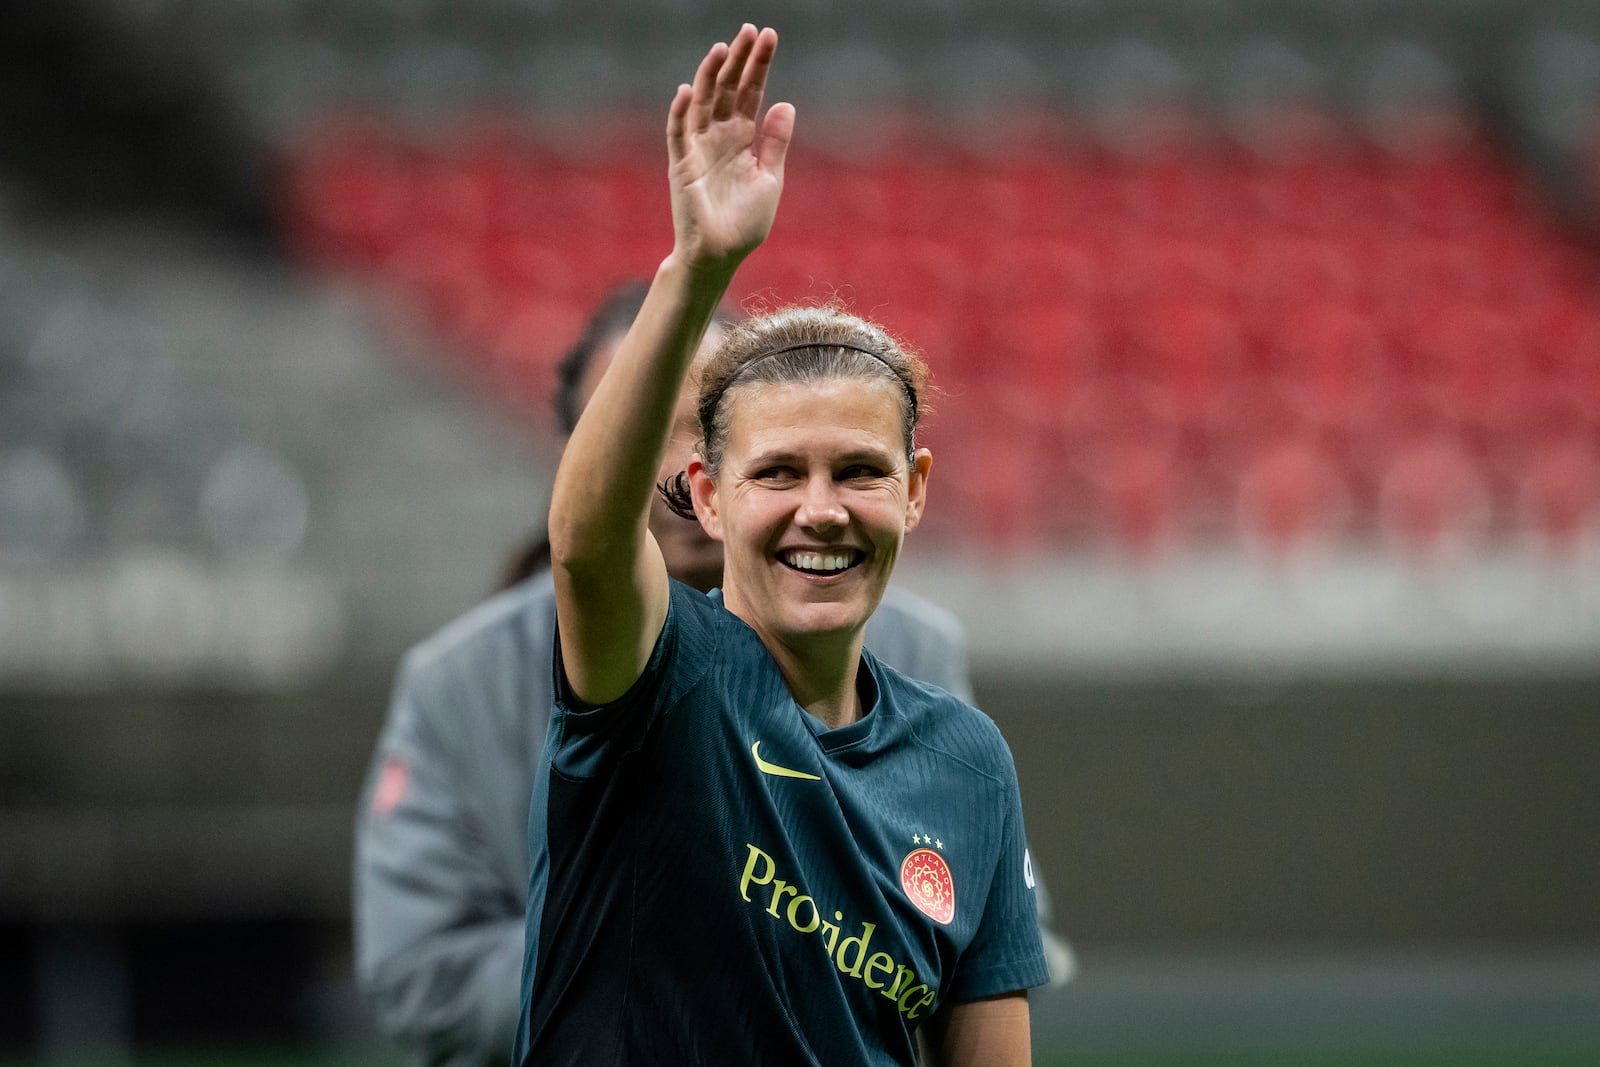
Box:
[899,847,955,925]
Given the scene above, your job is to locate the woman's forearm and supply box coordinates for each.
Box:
[546,254,732,577]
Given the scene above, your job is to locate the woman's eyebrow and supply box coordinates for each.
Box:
[745,441,899,463]
[836,448,899,467]
[741,447,799,467]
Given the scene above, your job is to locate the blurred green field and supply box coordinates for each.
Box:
[1035,1058,1600,1067]
[8,1051,1600,1067]
[1033,1056,1600,1067]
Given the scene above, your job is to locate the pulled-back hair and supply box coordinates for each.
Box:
[659,304,930,520]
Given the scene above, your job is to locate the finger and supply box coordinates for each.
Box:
[690,41,729,129]
[713,24,758,121]
[736,27,779,121]
[756,100,795,177]
[665,82,693,161]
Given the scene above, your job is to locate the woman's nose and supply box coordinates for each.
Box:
[795,476,847,530]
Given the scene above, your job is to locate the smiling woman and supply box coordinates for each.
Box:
[686,371,932,722]
[648,308,936,726]
[523,23,1049,1067]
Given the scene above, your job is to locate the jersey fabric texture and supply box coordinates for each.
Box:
[514,580,1049,1066]
[353,571,988,1067]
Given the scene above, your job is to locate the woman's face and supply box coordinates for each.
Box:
[690,376,932,651]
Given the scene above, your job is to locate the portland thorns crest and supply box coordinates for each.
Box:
[899,847,955,925]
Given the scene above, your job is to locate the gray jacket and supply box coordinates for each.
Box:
[354,573,1065,1066]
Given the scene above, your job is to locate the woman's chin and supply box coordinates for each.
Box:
[771,600,872,645]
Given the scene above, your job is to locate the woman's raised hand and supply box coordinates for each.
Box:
[666,25,794,275]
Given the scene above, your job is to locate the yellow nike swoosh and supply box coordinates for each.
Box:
[751,741,821,781]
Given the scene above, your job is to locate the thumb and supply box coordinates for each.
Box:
[756,102,795,176]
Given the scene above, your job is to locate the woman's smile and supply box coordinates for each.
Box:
[778,547,865,575]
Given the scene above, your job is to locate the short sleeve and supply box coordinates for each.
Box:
[547,580,718,778]
[945,764,1052,1001]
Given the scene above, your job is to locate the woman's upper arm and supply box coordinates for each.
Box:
[553,527,671,707]
[916,991,1031,1067]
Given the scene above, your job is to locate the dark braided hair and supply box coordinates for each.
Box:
[659,304,930,521]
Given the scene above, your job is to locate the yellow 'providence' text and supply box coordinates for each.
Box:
[738,843,938,1020]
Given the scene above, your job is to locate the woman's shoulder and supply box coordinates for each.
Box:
[661,579,772,675]
[873,659,1017,783]
[666,578,741,641]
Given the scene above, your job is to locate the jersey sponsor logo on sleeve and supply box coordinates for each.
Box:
[899,847,955,925]
[738,843,939,1020]
[750,740,821,780]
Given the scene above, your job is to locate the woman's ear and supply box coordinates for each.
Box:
[688,455,724,541]
[904,448,933,532]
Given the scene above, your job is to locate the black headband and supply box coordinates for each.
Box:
[725,341,919,422]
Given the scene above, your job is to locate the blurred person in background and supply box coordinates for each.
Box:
[354,281,1072,1064]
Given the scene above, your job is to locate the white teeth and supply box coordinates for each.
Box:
[787,551,852,573]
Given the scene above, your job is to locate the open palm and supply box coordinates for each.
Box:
[667,25,794,272]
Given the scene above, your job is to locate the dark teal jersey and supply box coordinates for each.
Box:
[515,581,1049,1065]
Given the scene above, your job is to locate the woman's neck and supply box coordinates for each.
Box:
[752,623,866,732]
[792,669,859,732]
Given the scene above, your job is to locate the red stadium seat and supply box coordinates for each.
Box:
[1091,441,1188,557]
[1403,301,1536,432]
[1239,235,1362,316]
[1252,156,1387,235]
[1526,296,1600,430]
[1112,234,1239,311]
[971,237,1105,318]
[284,121,418,269]
[1268,299,1394,435]
[480,296,590,411]
[918,388,1055,550]
[1123,297,1247,435]
[963,304,1103,418]
[406,164,493,240]
[1234,440,1353,556]
[1388,148,1520,235]
[842,237,969,316]
[380,227,492,343]
[1062,373,1182,474]
[480,235,579,305]
[1376,436,1494,558]
[1516,437,1600,553]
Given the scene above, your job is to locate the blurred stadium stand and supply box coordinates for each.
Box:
[2,0,1598,1060]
